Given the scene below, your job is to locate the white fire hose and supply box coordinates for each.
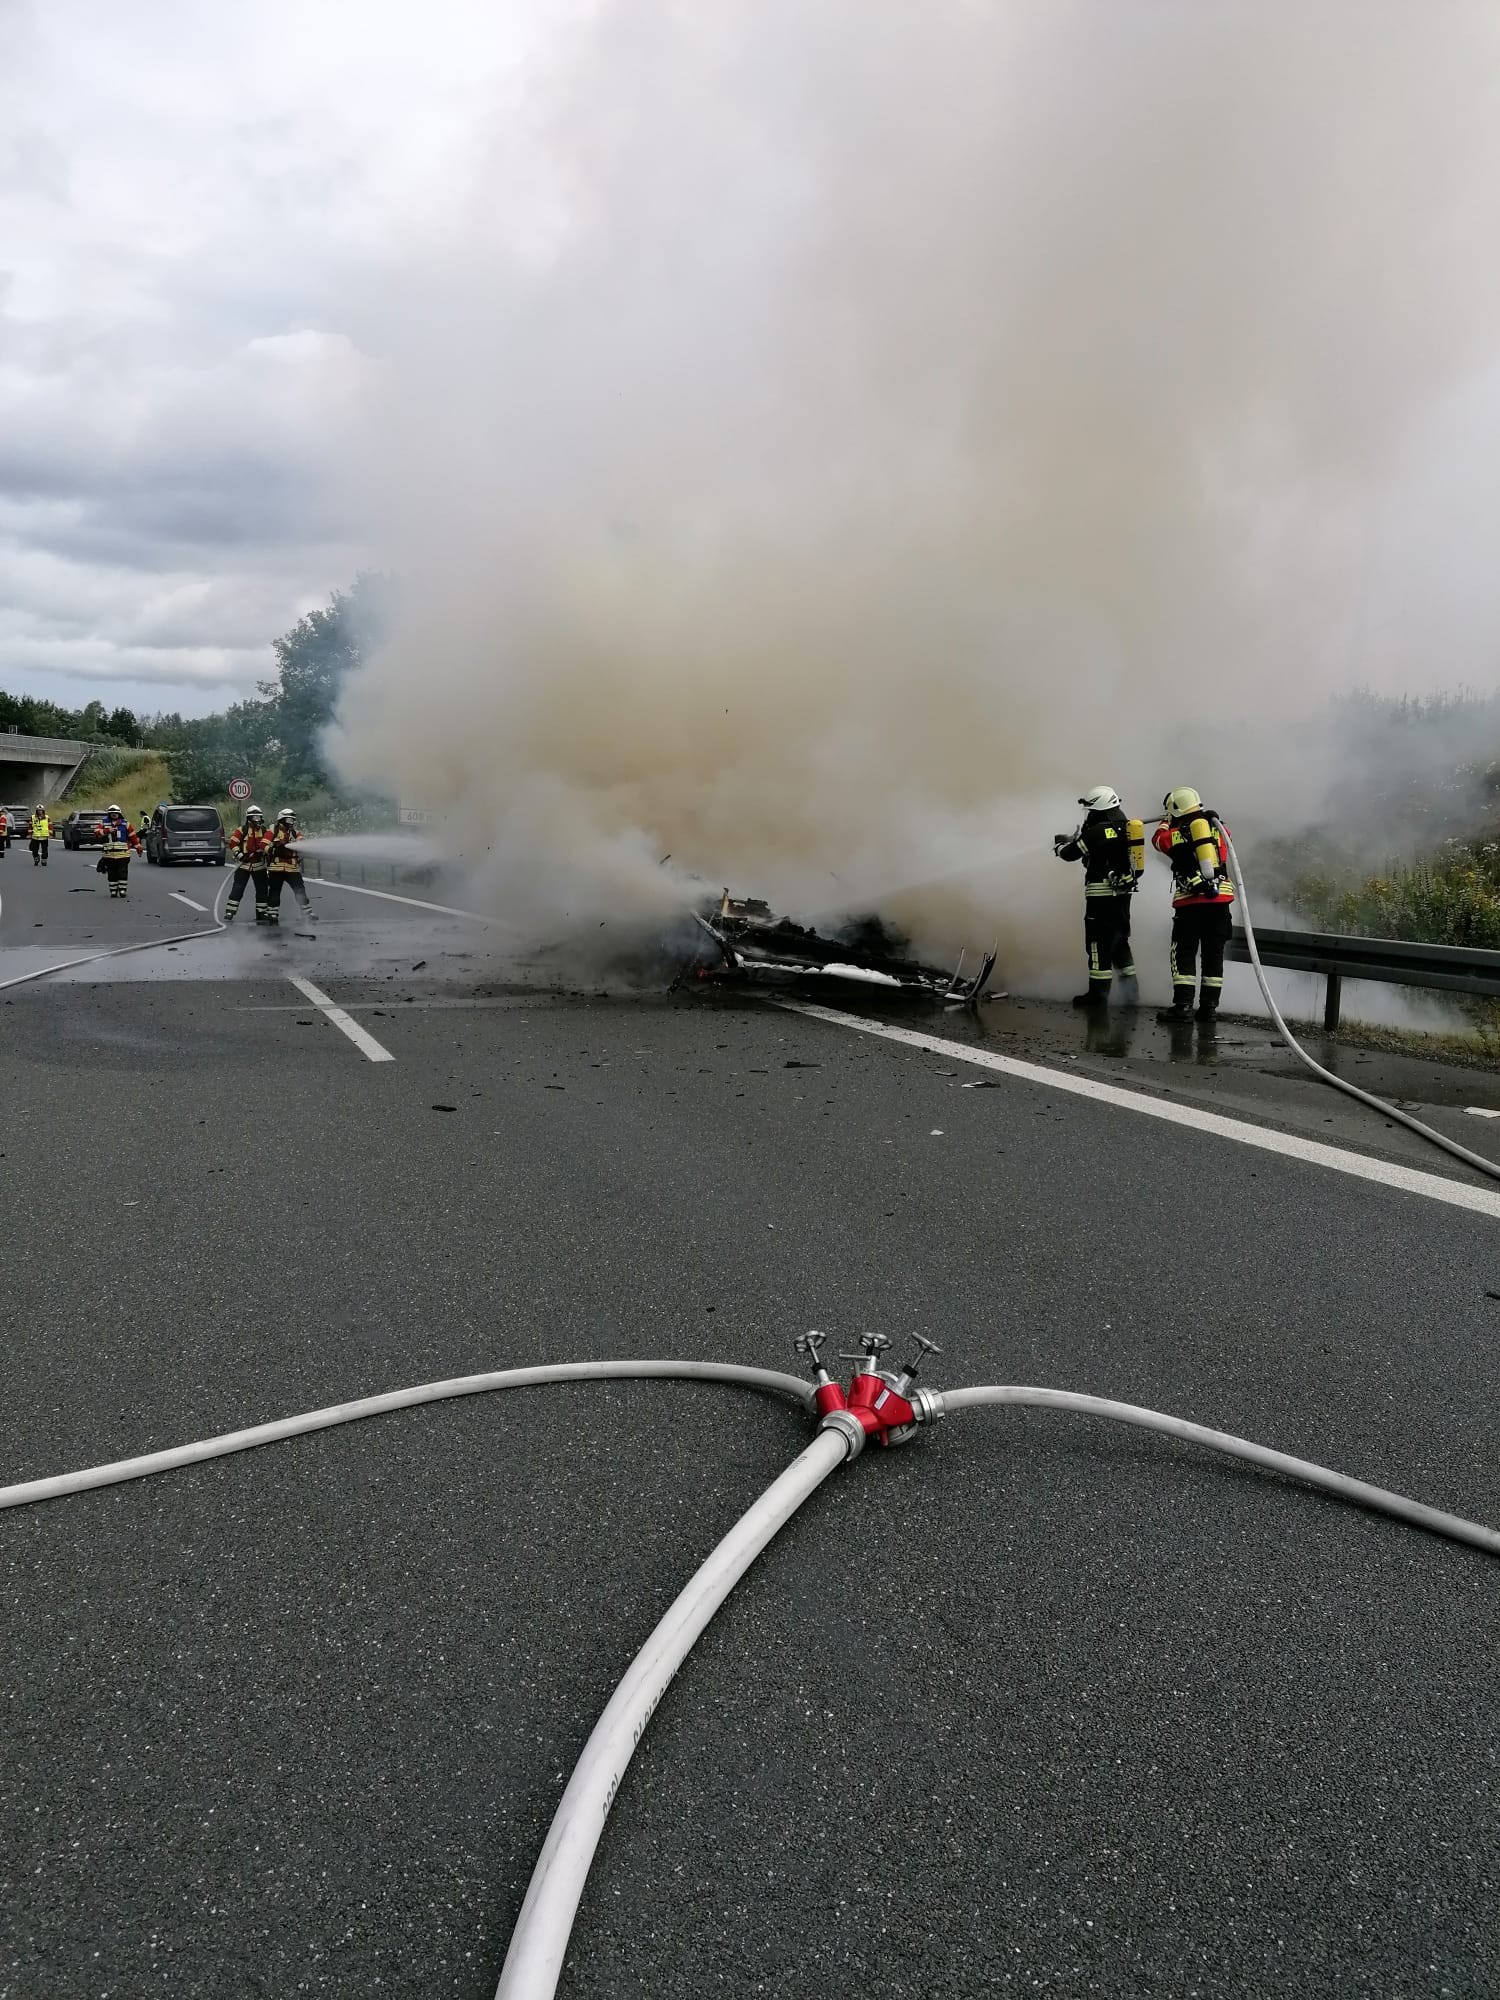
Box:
[1225,831,1500,1185]
[2,1354,1495,2000]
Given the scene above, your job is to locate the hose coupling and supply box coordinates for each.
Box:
[910,1386,945,1425]
[818,1407,867,1461]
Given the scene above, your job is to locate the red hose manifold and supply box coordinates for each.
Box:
[795,1331,944,1447]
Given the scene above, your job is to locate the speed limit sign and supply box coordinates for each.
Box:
[228,777,252,802]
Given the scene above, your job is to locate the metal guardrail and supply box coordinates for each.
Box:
[1228,924,1500,1030]
[302,854,440,892]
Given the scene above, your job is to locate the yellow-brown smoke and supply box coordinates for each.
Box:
[330,0,1500,979]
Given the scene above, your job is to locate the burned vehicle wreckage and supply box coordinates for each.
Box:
[683,892,998,1006]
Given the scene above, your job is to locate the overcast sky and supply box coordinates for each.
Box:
[0,0,573,718]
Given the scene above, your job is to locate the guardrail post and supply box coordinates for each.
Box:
[1323,971,1342,1033]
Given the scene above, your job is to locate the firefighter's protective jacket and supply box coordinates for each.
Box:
[1152,813,1234,906]
[101,818,140,859]
[267,823,302,874]
[1057,808,1138,897]
[30,812,52,840]
[230,825,272,867]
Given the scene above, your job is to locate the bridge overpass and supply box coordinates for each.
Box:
[0,731,91,802]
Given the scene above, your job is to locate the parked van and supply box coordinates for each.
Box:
[145,803,227,866]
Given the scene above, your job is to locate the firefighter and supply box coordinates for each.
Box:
[1152,786,1235,1024]
[0,805,9,857]
[96,805,141,898]
[226,805,272,922]
[1054,785,1141,1008]
[266,808,315,922]
[29,803,52,865]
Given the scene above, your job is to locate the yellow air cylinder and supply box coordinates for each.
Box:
[1126,817,1145,878]
[1188,815,1221,889]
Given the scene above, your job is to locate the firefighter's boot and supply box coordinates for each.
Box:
[1196,987,1221,1023]
[1072,985,1109,1010]
[1156,993,1195,1026]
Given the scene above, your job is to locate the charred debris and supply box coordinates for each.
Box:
[682,891,998,1007]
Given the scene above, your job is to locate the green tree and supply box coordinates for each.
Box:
[259,572,386,784]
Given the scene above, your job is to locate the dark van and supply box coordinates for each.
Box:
[145,804,227,867]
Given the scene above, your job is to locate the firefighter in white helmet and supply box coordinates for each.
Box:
[265,807,315,923]
[97,804,141,899]
[1054,785,1143,1008]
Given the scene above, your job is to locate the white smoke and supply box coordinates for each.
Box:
[328,0,1500,977]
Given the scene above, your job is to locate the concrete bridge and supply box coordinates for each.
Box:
[0,732,92,803]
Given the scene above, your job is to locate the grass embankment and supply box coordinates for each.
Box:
[64,748,246,834]
[61,752,363,835]
[61,750,173,823]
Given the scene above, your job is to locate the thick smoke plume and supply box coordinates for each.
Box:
[330,0,1500,977]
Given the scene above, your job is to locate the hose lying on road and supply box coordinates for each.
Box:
[940,1385,1500,1556]
[493,1424,853,2000]
[1225,831,1500,1186]
[0,874,230,994]
[0,1361,814,1510]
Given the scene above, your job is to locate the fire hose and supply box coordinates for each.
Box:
[0,871,230,993]
[1224,832,1500,1185]
[3,1335,1495,1999]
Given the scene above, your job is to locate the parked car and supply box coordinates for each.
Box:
[145,803,227,866]
[61,809,110,850]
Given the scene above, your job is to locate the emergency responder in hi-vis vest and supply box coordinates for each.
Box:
[226,805,272,922]
[266,808,315,923]
[29,804,51,865]
[1153,786,1234,1025]
[1054,785,1143,1008]
[96,805,141,898]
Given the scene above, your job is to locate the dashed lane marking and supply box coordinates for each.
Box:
[286,974,395,1063]
[169,891,209,913]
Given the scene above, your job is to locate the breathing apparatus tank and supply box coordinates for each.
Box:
[1126,817,1146,882]
[1188,814,1225,894]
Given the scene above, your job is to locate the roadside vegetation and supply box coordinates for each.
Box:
[1257,690,1500,1050]
[2,573,393,833]
[1262,690,1500,951]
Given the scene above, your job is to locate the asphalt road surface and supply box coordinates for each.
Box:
[2,846,1498,1998]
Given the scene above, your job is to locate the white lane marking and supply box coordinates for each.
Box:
[1466,1107,1500,1120]
[169,891,209,913]
[234,996,550,1013]
[776,999,1500,1221]
[286,974,395,1063]
[306,878,513,928]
